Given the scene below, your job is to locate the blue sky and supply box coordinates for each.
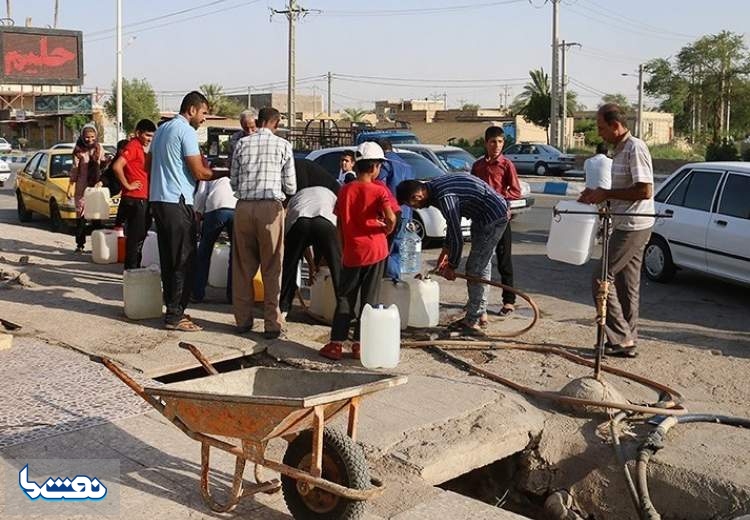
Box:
[16,0,750,111]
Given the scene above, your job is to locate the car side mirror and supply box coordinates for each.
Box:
[36,168,47,180]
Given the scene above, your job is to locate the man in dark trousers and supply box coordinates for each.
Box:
[471,126,521,317]
[148,91,227,332]
[397,175,508,336]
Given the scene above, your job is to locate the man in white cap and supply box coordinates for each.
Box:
[318,142,397,361]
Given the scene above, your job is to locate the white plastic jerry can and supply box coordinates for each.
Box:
[123,266,163,320]
[208,243,230,288]
[546,200,598,265]
[310,266,336,323]
[91,229,118,264]
[141,231,160,269]
[83,187,111,220]
[380,279,410,330]
[360,303,400,369]
[406,276,440,328]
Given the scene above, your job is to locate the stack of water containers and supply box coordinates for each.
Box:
[546,201,598,265]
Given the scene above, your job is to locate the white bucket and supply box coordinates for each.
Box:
[546,200,598,265]
[91,229,118,264]
[208,243,230,288]
[123,266,163,320]
[406,276,440,328]
[83,187,111,220]
[380,279,410,330]
[309,267,336,323]
[141,231,160,269]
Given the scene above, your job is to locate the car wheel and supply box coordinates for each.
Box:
[643,235,676,283]
[16,190,32,222]
[534,162,549,176]
[49,199,64,232]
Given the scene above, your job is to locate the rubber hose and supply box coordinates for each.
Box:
[610,412,642,514]
[636,414,750,520]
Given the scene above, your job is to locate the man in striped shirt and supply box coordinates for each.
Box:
[230,107,296,339]
[397,175,508,335]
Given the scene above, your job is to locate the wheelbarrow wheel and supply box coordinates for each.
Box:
[282,426,369,520]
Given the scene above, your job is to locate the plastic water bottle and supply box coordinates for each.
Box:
[400,221,422,275]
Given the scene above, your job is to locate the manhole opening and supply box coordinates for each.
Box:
[438,452,546,518]
[154,352,273,384]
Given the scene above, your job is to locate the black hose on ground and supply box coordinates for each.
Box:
[635,414,750,520]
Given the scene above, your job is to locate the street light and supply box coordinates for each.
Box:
[621,65,644,139]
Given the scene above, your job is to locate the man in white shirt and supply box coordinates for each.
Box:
[279,186,341,317]
[192,172,239,303]
[579,103,654,358]
[584,142,613,190]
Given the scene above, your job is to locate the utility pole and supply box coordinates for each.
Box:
[637,63,644,139]
[5,0,10,20]
[443,92,447,110]
[247,86,252,110]
[116,0,123,139]
[559,40,581,152]
[327,71,332,117]
[53,0,59,27]
[549,0,561,148]
[272,1,312,128]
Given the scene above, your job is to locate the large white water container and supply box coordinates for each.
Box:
[380,279,410,330]
[406,276,440,328]
[208,243,230,288]
[310,267,336,322]
[141,231,160,269]
[84,187,110,220]
[123,266,163,319]
[546,200,598,265]
[91,229,118,264]
[360,303,400,369]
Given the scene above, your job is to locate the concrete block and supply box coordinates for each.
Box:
[391,490,531,519]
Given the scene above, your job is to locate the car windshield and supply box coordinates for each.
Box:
[388,135,419,145]
[0,138,8,144]
[395,152,444,180]
[537,144,560,155]
[434,149,477,173]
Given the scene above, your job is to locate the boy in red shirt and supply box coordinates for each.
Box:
[112,119,157,269]
[319,142,397,360]
[471,126,522,317]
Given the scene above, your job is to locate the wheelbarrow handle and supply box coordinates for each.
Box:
[178,342,219,375]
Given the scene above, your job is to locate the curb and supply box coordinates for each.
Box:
[528,181,584,196]
[0,154,31,164]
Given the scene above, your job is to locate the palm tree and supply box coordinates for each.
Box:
[199,83,225,115]
[511,69,552,132]
[342,107,368,123]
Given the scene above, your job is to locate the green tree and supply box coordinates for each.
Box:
[104,78,159,135]
[342,108,368,123]
[63,114,89,133]
[460,103,480,111]
[511,68,580,134]
[645,31,750,142]
[600,93,630,109]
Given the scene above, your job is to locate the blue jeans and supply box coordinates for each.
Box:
[465,218,507,322]
[193,208,234,302]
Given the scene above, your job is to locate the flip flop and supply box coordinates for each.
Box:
[604,344,638,358]
[165,318,203,332]
[499,304,515,317]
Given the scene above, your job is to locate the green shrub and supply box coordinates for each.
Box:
[648,143,703,161]
[705,140,739,161]
[741,147,750,161]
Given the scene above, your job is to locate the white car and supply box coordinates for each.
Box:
[0,158,10,186]
[306,146,472,243]
[0,137,11,153]
[644,161,750,286]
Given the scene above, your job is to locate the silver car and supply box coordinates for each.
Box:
[503,142,576,176]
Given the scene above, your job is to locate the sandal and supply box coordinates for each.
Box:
[319,341,343,361]
[604,343,638,358]
[165,317,203,332]
[499,304,515,317]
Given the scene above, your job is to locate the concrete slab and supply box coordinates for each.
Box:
[391,490,529,519]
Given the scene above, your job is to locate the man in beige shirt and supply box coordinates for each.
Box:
[579,103,654,358]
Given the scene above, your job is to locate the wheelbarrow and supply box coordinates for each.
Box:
[93,342,407,520]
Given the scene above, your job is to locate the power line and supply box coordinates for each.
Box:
[566,6,691,42]
[322,0,525,17]
[578,0,698,39]
[85,0,234,37]
[85,1,261,43]
[332,73,528,84]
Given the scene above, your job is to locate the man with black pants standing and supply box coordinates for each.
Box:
[112,118,156,269]
[148,91,226,332]
[471,126,522,317]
